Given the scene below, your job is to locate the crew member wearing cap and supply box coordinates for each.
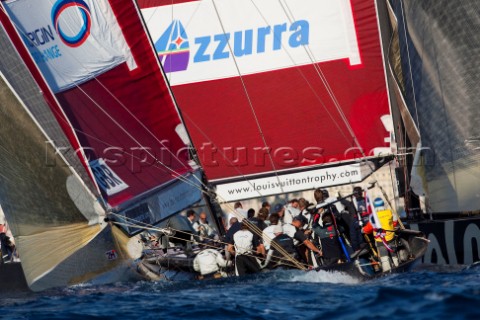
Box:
[362,197,399,272]
[271,203,293,225]
[284,215,321,264]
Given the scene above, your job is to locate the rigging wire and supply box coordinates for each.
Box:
[140,0,321,202]
[136,1,272,203]
[284,1,408,224]
[211,0,286,195]
[278,0,375,167]
[110,212,309,270]
[130,0,276,203]
[53,0,202,176]
[277,0,398,209]
[269,0,354,146]
[177,0,397,217]
[171,0,376,205]
[2,1,276,209]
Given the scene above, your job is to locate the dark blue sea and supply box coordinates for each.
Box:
[1,264,479,320]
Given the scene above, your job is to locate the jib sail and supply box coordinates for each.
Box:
[1,0,202,224]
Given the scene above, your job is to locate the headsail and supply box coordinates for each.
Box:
[139,0,393,202]
[0,30,101,212]
[0,71,134,291]
[0,0,205,291]
[389,0,480,214]
[1,0,203,232]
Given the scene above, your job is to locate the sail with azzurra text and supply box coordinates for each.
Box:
[139,0,393,202]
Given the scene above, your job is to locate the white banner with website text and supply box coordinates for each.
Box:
[215,163,372,202]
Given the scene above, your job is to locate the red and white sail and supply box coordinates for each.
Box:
[1,0,200,212]
[139,0,392,201]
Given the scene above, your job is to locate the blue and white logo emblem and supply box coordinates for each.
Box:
[51,0,91,47]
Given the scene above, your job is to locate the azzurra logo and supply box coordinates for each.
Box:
[51,0,91,48]
[155,20,190,73]
[155,19,309,73]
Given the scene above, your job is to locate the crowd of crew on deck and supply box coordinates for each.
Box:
[168,186,401,280]
[1,186,401,281]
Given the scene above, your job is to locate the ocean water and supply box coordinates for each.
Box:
[1,264,479,320]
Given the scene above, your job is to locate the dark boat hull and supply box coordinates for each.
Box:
[408,217,480,265]
[315,229,429,280]
[140,229,429,282]
[0,262,31,294]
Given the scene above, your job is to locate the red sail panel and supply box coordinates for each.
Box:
[2,0,192,207]
[140,0,390,182]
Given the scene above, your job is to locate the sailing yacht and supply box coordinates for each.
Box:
[138,0,479,266]
[0,0,475,292]
[384,0,480,265]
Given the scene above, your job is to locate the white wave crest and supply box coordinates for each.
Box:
[287,270,361,284]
